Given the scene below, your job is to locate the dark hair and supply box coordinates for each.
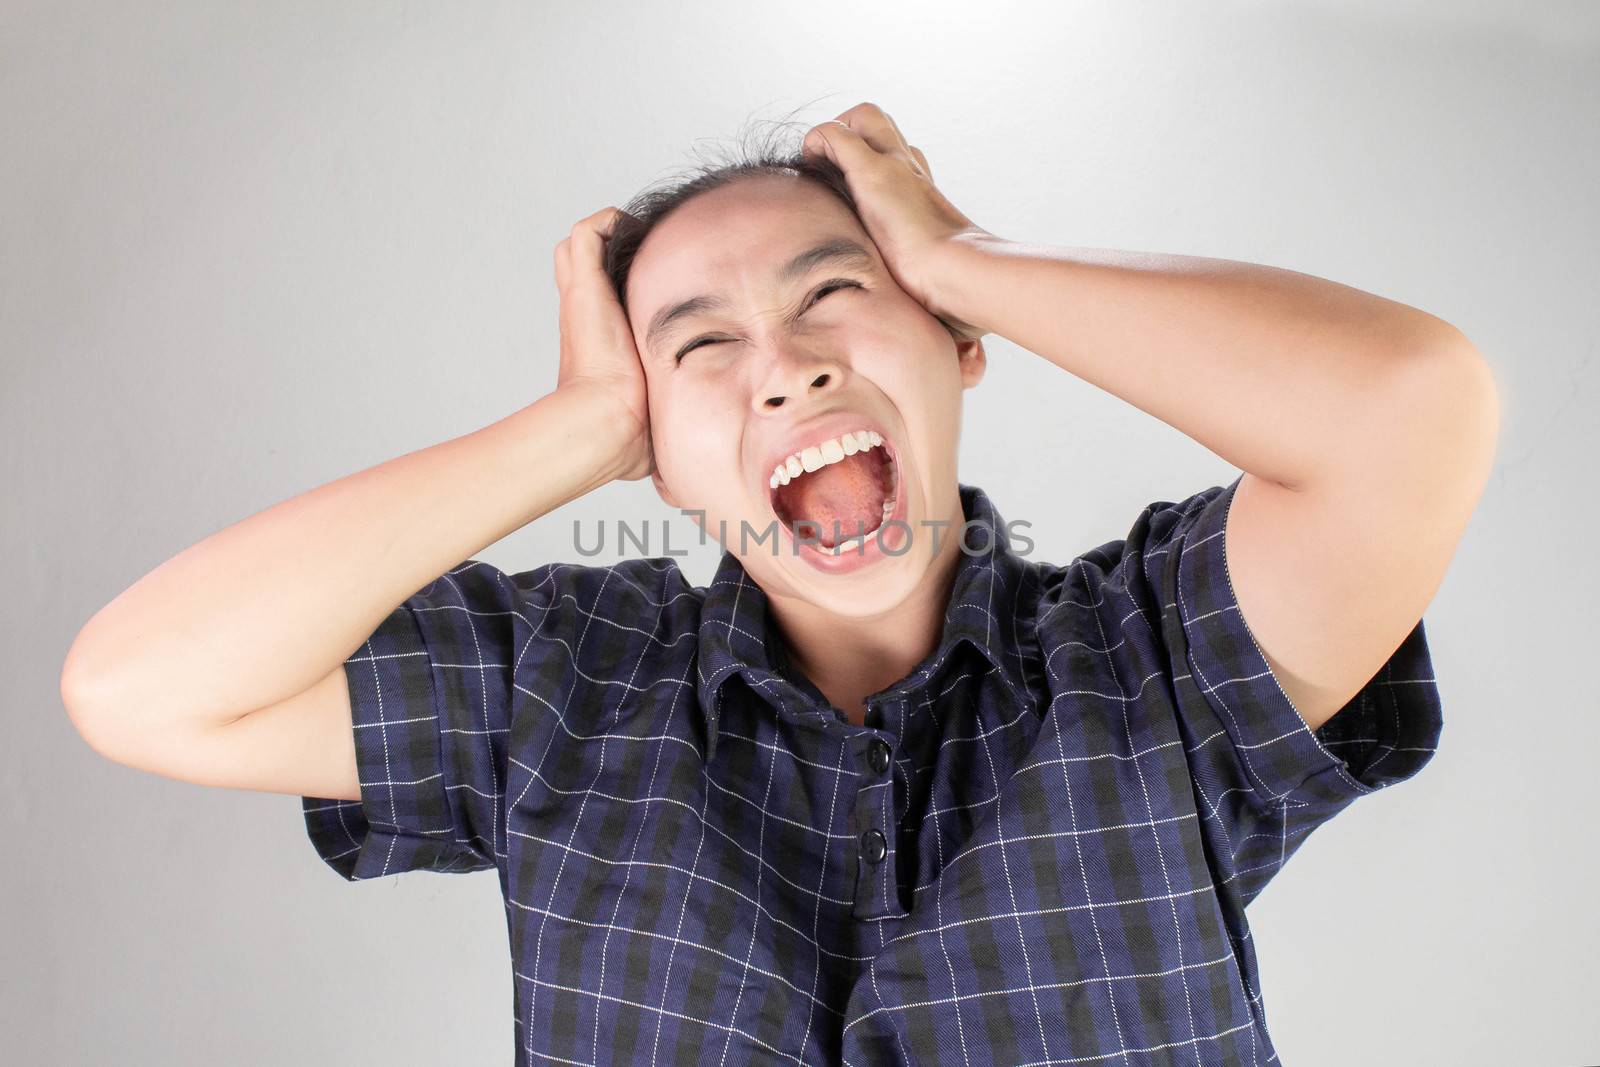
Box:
[602,112,860,321]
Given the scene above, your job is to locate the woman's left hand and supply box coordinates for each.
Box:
[801,102,993,341]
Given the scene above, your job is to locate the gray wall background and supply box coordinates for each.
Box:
[5,1,1595,1063]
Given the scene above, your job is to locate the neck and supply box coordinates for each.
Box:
[765,492,967,727]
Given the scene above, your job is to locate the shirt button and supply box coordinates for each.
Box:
[861,829,887,864]
[867,738,891,775]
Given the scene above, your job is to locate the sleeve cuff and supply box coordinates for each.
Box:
[300,601,492,880]
[1170,474,1443,809]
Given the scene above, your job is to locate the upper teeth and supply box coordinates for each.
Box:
[769,429,884,490]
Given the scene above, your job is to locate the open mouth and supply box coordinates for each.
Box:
[767,432,900,557]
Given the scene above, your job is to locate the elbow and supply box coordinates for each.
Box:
[1422,326,1501,452]
[60,637,123,763]
[1390,313,1500,435]
[61,662,111,759]
[1389,327,1502,505]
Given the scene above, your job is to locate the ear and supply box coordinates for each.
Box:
[956,336,987,390]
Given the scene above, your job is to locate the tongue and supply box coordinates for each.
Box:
[777,450,889,547]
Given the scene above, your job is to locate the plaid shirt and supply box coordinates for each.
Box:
[303,478,1441,1066]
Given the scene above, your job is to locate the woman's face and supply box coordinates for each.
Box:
[625,172,985,617]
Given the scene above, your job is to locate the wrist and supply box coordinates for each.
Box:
[550,384,644,479]
[922,230,1007,340]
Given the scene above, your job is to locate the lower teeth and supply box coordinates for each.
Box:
[827,527,881,555]
[822,493,897,556]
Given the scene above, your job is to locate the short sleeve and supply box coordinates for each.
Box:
[1150,474,1444,905]
[301,559,560,881]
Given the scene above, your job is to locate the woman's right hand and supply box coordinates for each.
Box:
[554,206,654,482]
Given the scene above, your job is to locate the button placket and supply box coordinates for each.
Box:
[848,727,908,920]
[877,703,905,914]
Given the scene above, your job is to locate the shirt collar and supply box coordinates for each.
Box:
[694,483,1035,764]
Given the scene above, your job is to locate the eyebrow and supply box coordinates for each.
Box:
[643,237,876,357]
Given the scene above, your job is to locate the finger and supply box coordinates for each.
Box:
[801,118,887,177]
[568,204,620,230]
[554,238,571,290]
[582,205,625,237]
[571,207,619,248]
[835,102,913,159]
[565,208,622,281]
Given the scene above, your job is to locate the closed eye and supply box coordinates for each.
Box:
[674,279,862,362]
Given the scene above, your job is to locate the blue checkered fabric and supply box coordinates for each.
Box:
[303,477,1440,1065]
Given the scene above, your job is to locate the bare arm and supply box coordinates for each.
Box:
[800,104,1496,736]
[922,235,1497,732]
[60,206,651,802]
[923,234,1482,493]
[60,383,633,767]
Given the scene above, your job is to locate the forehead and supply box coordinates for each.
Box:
[626,175,869,334]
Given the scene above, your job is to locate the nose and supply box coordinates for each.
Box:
[757,345,845,410]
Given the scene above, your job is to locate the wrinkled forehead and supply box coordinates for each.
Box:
[625,176,869,334]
